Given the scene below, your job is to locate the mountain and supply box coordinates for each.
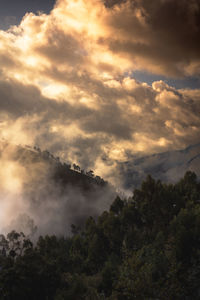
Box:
[0,141,115,236]
[0,141,107,188]
[1,140,200,235]
[118,143,200,191]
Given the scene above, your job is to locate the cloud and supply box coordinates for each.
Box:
[102,0,200,77]
[0,0,199,185]
[1,0,200,81]
[0,75,199,180]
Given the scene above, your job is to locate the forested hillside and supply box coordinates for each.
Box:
[1,171,200,299]
[0,141,114,236]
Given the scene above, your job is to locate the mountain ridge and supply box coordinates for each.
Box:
[118,143,200,191]
[0,140,115,236]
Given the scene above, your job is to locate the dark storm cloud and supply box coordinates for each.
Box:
[103,0,200,77]
[36,28,87,66]
[0,78,134,140]
[0,79,90,120]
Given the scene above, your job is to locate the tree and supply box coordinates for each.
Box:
[110,196,124,215]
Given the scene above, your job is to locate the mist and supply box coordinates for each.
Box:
[0,141,115,238]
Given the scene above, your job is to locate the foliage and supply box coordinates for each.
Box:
[0,171,200,299]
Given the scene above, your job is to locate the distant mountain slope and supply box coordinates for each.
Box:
[118,143,200,190]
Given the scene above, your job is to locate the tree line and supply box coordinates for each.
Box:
[32,146,106,185]
[0,171,200,299]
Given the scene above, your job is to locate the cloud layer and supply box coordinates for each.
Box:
[104,0,200,77]
[0,0,199,186]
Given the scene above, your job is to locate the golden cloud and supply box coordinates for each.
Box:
[0,0,199,178]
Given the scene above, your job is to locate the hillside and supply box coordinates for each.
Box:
[118,143,200,191]
[0,141,115,236]
[1,171,200,299]
[0,140,107,189]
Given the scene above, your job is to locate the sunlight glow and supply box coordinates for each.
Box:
[0,161,23,193]
[25,56,38,67]
[42,84,70,100]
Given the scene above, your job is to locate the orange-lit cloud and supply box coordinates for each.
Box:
[0,0,199,179]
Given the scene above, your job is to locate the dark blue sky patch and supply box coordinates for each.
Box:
[132,70,200,90]
[0,0,55,29]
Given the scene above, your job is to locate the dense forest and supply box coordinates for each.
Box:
[0,171,200,299]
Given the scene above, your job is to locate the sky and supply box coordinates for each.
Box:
[0,0,55,30]
[0,0,200,183]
